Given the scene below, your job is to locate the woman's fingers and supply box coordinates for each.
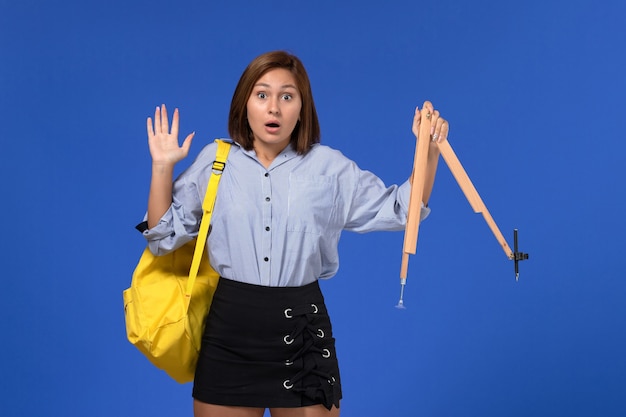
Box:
[181,132,195,156]
[432,116,449,143]
[430,110,440,140]
[412,106,421,137]
[160,104,169,134]
[413,101,449,144]
[439,119,449,142]
[147,116,154,138]
[171,108,179,139]
[146,104,195,165]
[149,104,181,139]
[153,106,161,135]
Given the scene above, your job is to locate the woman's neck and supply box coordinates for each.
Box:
[253,143,289,168]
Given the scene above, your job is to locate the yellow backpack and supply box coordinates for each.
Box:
[123,139,231,383]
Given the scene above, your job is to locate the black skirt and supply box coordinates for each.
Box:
[192,278,342,410]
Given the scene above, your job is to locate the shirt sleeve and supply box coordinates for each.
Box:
[397,180,431,221]
[137,144,216,255]
[344,168,430,233]
[140,196,201,256]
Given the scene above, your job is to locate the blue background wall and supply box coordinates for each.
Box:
[1,1,625,416]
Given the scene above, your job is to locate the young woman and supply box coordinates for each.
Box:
[141,50,449,417]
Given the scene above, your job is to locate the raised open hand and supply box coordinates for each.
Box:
[147,104,195,166]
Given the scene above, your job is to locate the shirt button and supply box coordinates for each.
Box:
[264,257,269,262]
[264,172,269,177]
[265,226,270,231]
[265,197,271,202]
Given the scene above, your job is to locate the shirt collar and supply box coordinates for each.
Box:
[239,142,300,170]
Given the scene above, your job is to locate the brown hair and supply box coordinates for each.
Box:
[228,51,320,154]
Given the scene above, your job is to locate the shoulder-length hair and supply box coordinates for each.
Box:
[228,51,320,154]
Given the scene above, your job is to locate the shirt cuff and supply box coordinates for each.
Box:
[398,180,431,221]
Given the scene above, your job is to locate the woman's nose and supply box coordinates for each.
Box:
[268,97,279,114]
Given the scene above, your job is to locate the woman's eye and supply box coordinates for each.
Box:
[257,92,267,99]
[281,94,292,101]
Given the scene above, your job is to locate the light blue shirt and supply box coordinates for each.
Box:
[142,139,430,287]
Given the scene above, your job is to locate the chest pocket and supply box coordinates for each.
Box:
[287,174,336,235]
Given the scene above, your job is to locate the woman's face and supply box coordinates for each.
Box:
[247,68,302,155]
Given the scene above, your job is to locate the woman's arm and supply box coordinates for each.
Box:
[146,104,195,228]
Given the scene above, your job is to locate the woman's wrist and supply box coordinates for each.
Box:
[151,162,175,176]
